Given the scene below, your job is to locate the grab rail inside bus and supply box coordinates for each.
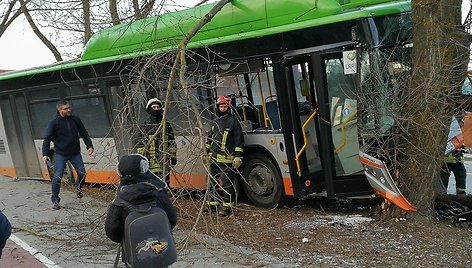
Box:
[334,111,357,153]
[236,96,261,129]
[295,109,318,175]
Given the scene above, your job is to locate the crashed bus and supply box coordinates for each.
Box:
[0,0,420,208]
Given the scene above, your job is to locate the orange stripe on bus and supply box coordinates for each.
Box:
[170,173,207,190]
[359,156,381,168]
[283,177,294,196]
[40,169,120,184]
[0,167,16,178]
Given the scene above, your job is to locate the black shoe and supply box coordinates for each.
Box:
[456,190,466,195]
[52,202,61,210]
[76,187,83,198]
[203,205,218,213]
[218,207,232,217]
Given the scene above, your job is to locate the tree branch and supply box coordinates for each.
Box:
[18,0,62,61]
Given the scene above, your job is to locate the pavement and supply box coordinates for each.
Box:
[1,157,471,267]
[0,175,292,268]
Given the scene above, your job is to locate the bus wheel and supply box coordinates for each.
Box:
[241,153,283,208]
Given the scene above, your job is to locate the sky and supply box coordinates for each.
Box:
[0,0,207,71]
[0,0,470,71]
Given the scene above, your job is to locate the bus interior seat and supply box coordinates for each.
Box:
[266,100,280,129]
[236,105,260,129]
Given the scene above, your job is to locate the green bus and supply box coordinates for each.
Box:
[0,0,412,208]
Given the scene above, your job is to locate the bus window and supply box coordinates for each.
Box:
[69,84,101,96]
[30,87,65,101]
[69,97,110,137]
[30,101,57,139]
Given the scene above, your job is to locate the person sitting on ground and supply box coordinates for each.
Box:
[105,154,177,266]
[0,211,11,259]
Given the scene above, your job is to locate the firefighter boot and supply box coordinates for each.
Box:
[218,206,232,217]
[203,201,219,213]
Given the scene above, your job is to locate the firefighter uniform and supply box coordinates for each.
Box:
[206,95,244,216]
[440,148,467,194]
[136,98,177,186]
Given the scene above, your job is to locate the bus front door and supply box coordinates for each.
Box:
[311,51,372,198]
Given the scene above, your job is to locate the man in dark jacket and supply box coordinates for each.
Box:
[136,98,177,187]
[205,95,244,217]
[42,100,94,209]
[105,154,177,244]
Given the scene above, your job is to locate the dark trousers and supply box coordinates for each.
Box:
[51,153,86,203]
[440,162,467,191]
[210,163,236,205]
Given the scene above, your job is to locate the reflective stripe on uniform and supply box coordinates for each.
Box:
[235,147,243,153]
[221,129,229,152]
[216,154,233,163]
[206,201,219,206]
[222,202,234,207]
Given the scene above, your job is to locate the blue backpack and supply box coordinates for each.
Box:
[121,202,177,268]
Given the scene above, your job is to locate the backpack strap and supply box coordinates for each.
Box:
[118,198,158,213]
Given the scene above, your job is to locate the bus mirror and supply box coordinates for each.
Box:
[300,79,310,97]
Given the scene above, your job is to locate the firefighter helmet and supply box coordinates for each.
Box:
[216,95,231,105]
[146,98,162,112]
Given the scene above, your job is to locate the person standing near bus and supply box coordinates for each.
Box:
[206,95,244,217]
[441,147,467,195]
[42,100,94,210]
[136,98,177,187]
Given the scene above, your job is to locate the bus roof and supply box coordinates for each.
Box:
[0,0,410,81]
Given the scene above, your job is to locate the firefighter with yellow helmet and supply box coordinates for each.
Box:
[136,98,177,186]
[206,95,244,217]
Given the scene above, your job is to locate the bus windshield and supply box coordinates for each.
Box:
[359,13,413,137]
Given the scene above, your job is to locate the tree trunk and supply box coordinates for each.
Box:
[18,0,62,61]
[82,0,92,43]
[108,0,120,25]
[392,0,469,221]
[135,0,156,20]
[132,0,139,18]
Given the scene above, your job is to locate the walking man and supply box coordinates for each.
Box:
[206,95,244,217]
[42,100,94,209]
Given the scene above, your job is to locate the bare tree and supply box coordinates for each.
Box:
[384,0,470,219]
[0,0,25,38]
[108,0,120,25]
[18,0,62,61]
[82,0,92,43]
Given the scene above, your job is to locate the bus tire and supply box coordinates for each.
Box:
[241,153,283,208]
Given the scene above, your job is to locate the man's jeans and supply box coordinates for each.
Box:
[51,153,86,204]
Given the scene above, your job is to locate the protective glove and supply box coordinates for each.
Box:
[171,158,177,166]
[232,157,242,169]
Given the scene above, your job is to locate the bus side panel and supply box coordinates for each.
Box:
[33,137,120,184]
[171,135,207,190]
[0,106,16,178]
[244,133,292,194]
